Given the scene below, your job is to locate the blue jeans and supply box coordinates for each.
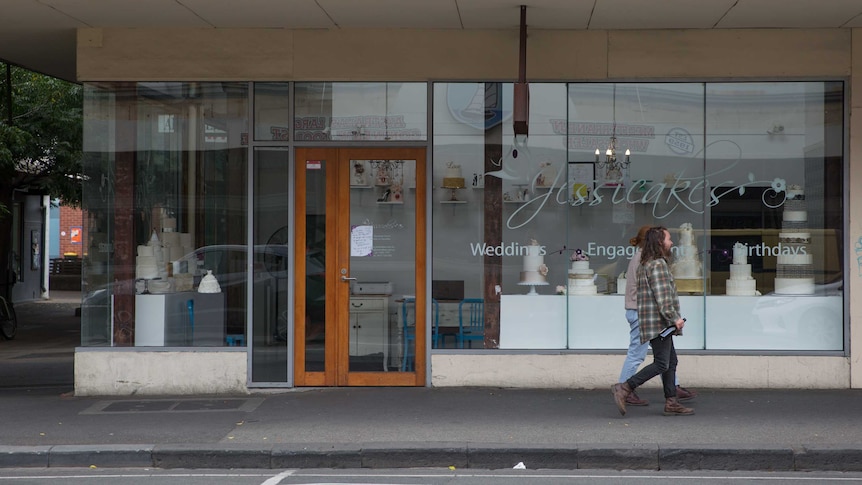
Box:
[619,309,680,386]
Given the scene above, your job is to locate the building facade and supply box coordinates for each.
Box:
[73,26,861,395]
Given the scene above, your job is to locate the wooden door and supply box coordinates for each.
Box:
[294,147,427,386]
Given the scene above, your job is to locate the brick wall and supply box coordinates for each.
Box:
[58,205,86,257]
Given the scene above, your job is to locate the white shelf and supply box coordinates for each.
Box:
[440,200,467,204]
[350,185,373,189]
[377,201,404,205]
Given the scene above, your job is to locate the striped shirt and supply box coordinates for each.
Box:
[636,257,682,344]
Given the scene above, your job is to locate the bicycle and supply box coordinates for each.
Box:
[0,276,17,340]
[0,295,16,340]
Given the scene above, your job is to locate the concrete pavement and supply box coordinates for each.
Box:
[1,292,860,471]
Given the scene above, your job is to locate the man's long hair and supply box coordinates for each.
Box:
[641,226,671,263]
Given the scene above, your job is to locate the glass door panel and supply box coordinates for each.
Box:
[347,159,416,372]
[251,148,290,383]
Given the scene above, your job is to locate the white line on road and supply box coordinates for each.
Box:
[260,469,297,485]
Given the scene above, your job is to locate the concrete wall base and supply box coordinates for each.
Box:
[431,354,851,389]
[74,349,248,396]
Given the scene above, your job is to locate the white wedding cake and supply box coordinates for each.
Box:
[671,223,702,278]
[442,161,465,188]
[519,239,548,285]
[671,223,703,293]
[726,242,758,296]
[568,249,597,295]
[774,185,815,295]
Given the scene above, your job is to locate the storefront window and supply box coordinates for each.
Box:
[254,82,290,141]
[431,81,844,352]
[82,82,248,347]
[295,82,428,141]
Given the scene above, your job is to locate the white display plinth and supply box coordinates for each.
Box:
[135,292,226,346]
[706,295,841,350]
[499,294,840,351]
[499,295,567,349]
[565,295,704,350]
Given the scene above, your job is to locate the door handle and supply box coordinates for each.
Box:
[341,276,357,282]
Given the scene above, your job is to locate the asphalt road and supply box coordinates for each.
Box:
[0,468,860,484]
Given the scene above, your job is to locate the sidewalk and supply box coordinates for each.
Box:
[0,386,860,471]
[2,294,861,472]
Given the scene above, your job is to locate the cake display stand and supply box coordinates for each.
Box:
[517,281,548,295]
[675,277,708,294]
[441,183,464,201]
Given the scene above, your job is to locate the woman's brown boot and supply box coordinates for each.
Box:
[663,397,694,416]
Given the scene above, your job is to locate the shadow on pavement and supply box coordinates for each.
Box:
[0,291,80,390]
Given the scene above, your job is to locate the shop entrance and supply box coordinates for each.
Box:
[294,147,427,386]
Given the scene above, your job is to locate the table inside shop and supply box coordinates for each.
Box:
[395,298,461,349]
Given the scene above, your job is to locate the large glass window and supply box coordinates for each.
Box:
[294,82,428,141]
[432,81,844,352]
[82,82,248,347]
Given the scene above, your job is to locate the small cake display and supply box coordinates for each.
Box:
[535,162,556,188]
[671,222,704,293]
[774,184,815,294]
[567,249,597,295]
[518,239,549,285]
[198,270,222,293]
[352,161,367,186]
[442,161,465,188]
[726,242,758,296]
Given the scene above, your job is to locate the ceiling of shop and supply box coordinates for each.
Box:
[2,0,861,82]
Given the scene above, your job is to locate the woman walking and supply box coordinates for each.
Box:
[611,226,694,417]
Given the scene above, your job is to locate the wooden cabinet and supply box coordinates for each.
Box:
[348,296,389,366]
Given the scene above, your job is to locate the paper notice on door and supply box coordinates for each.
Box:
[351,225,373,257]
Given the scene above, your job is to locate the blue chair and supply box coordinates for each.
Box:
[401,298,440,371]
[457,298,484,349]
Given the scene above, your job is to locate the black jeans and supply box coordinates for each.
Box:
[625,333,678,399]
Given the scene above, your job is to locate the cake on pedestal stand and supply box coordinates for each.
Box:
[517,281,548,296]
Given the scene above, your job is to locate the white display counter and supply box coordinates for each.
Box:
[499,294,841,351]
[499,295,567,349]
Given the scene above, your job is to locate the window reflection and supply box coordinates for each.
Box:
[82,82,248,347]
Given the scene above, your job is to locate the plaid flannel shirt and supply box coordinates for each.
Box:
[636,257,681,344]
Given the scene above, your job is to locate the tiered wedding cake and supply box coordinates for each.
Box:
[135,243,159,280]
[671,222,703,292]
[774,185,815,294]
[568,249,597,295]
[442,161,465,188]
[519,239,549,285]
[726,242,758,296]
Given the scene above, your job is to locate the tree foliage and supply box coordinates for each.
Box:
[0,63,83,210]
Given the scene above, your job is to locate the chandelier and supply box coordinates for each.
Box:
[594,84,631,182]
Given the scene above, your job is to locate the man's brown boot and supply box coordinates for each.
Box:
[663,397,694,416]
[611,382,633,416]
[675,385,698,402]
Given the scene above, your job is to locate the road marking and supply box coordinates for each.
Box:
[261,469,297,485]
